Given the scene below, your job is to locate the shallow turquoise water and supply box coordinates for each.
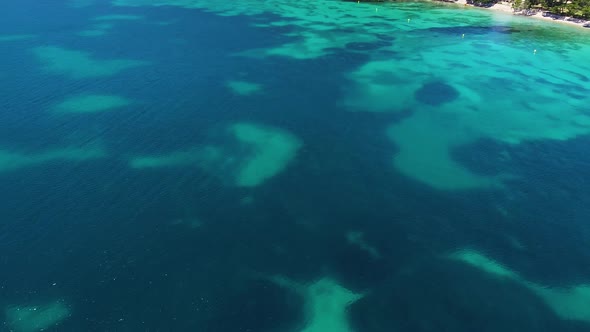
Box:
[1,0,590,331]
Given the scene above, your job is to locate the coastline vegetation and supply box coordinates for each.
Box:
[355,0,590,20]
[468,0,590,19]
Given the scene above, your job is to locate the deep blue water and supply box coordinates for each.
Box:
[1,0,590,331]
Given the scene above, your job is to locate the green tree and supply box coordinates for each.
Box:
[569,0,590,18]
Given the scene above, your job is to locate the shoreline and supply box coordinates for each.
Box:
[453,0,590,29]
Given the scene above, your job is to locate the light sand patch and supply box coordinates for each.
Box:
[77,29,108,37]
[226,80,262,96]
[343,59,423,113]
[387,110,504,190]
[449,249,590,323]
[93,14,144,21]
[33,46,149,79]
[339,40,590,190]
[261,30,382,60]
[78,15,142,37]
[5,300,71,332]
[272,277,363,332]
[346,231,380,259]
[54,94,132,114]
[0,146,106,172]
[77,23,114,37]
[384,85,588,190]
[153,20,178,26]
[533,285,590,322]
[0,34,36,42]
[231,123,302,187]
[129,146,222,169]
[448,250,519,279]
[130,123,302,187]
[236,27,387,60]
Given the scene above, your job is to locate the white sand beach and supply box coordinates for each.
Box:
[454,0,590,28]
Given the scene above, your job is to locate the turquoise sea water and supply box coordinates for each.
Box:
[1,0,590,331]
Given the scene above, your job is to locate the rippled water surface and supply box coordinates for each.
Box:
[1,0,590,331]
